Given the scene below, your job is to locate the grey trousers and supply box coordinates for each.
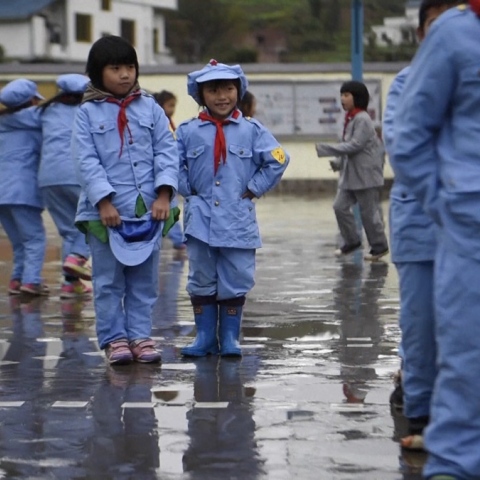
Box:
[333,187,388,251]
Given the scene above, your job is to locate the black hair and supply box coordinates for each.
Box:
[153,90,176,107]
[340,81,369,110]
[85,35,139,90]
[0,101,35,116]
[38,92,83,112]
[238,90,256,117]
[419,0,466,28]
[198,79,241,107]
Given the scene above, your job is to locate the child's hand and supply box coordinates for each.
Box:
[241,189,256,200]
[151,194,170,220]
[98,197,121,227]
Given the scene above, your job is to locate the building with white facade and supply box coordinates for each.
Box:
[0,0,178,65]
[370,1,420,47]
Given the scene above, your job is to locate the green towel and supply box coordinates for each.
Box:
[76,195,180,243]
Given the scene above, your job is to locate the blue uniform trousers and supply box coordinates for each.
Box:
[395,261,436,419]
[0,205,46,284]
[88,234,160,349]
[42,186,90,261]
[424,239,480,480]
[186,237,255,300]
[167,221,185,248]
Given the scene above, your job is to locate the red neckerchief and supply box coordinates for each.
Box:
[470,0,480,14]
[105,90,142,156]
[342,108,363,140]
[198,109,240,174]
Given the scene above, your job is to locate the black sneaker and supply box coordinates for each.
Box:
[334,241,362,256]
[364,247,389,261]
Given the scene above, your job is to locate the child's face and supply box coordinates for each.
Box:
[340,92,355,112]
[102,64,136,97]
[418,5,453,40]
[162,98,177,119]
[202,81,238,120]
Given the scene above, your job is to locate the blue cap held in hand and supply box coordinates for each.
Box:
[108,213,163,266]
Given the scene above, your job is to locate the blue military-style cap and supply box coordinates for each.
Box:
[187,59,248,105]
[0,78,44,108]
[108,213,163,266]
[56,74,90,93]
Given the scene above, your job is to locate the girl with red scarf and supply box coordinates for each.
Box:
[315,81,388,261]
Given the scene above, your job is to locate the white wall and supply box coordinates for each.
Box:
[0,23,32,58]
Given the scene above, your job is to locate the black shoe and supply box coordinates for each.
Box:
[364,247,389,261]
[335,241,362,256]
[390,371,404,411]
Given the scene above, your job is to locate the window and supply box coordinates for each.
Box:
[153,28,159,53]
[101,0,111,11]
[120,19,135,46]
[75,14,92,42]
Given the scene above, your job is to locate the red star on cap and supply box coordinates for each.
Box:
[209,59,218,66]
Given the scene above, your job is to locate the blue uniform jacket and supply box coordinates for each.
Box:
[176,111,289,249]
[73,92,178,221]
[392,6,480,259]
[0,107,43,208]
[384,66,437,263]
[39,103,80,187]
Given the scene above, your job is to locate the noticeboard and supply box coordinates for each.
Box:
[249,79,382,140]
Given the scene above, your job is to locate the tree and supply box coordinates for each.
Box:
[166,0,248,63]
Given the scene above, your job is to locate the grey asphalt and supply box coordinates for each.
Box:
[0,195,424,480]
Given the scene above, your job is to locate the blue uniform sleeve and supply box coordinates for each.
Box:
[392,24,455,224]
[72,106,116,207]
[152,103,179,196]
[383,66,410,155]
[247,124,289,198]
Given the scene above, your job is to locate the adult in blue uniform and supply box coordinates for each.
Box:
[177,60,289,357]
[0,79,48,296]
[384,0,464,451]
[392,3,480,478]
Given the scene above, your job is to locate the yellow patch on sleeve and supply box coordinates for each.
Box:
[271,147,286,164]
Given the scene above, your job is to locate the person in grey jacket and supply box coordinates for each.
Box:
[315,81,389,261]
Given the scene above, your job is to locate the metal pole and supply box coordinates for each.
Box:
[351,0,364,81]
[351,0,364,245]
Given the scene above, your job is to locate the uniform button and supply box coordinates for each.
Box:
[151,123,154,127]
[214,201,219,206]
[100,125,104,130]
[138,185,142,189]
[249,207,252,211]
[401,193,407,199]
[215,181,220,186]
[239,150,244,155]
[129,140,133,144]
[133,162,138,167]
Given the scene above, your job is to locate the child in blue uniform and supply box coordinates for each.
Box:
[383,0,464,452]
[392,3,480,479]
[0,79,49,296]
[73,36,178,365]
[39,73,93,298]
[177,60,289,358]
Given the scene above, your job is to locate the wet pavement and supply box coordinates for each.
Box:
[0,195,424,480]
